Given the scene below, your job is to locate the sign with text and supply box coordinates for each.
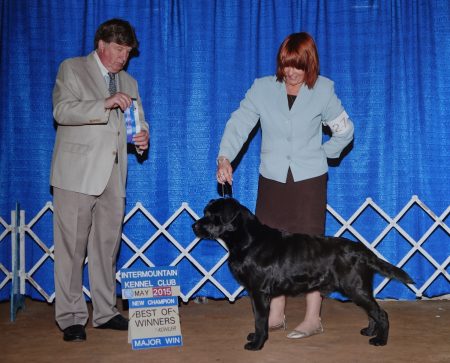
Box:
[121,267,181,299]
[120,267,182,350]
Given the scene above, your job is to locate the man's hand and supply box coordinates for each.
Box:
[133,130,149,151]
[105,92,132,111]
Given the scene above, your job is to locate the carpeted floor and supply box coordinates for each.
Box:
[1,296,449,363]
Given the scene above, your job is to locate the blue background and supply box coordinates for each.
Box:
[0,0,449,301]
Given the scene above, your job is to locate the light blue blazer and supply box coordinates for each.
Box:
[218,75,354,183]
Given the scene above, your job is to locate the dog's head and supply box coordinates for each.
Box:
[192,198,253,240]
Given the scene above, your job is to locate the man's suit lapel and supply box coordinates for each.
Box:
[86,52,110,99]
[84,51,136,99]
[118,72,137,98]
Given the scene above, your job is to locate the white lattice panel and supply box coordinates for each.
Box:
[1,196,449,303]
[0,213,13,291]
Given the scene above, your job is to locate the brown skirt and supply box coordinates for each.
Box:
[255,169,328,235]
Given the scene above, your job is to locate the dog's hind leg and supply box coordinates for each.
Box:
[350,293,389,346]
[245,293,270,350]
[368,305,389,346]
[361,316,377,336]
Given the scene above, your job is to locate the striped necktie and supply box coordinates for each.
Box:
[108,72,117,95]
[108,72,119,164]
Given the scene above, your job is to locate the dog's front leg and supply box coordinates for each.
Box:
[245,293,270,350]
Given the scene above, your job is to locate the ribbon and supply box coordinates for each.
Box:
[124,99,142,143]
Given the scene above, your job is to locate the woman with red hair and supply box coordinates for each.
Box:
[217,32,354,340]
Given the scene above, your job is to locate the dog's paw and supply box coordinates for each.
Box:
[369,337,387,346]
[247,332,255,341]
[360,327,376,336]
[244,341,264,350]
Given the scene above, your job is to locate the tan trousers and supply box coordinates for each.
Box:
[53,163,125,330]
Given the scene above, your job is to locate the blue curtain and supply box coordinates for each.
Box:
[1,0,449,301]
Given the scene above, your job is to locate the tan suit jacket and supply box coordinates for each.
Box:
[50,51,148,196]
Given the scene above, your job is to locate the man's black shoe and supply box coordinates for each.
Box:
[95,314,128,330]
[63,324,86,342]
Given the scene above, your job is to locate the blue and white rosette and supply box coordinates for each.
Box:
[124,100,142,143]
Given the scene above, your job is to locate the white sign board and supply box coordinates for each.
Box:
[121,267,182,350]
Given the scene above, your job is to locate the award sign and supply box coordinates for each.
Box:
[121,267,182,350]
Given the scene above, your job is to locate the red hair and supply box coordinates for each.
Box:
[276,32,320,89]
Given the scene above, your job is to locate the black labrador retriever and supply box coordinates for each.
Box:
[192,198,414,350]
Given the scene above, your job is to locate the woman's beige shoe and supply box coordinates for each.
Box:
[269,315,287,331]
[286,321,323,339]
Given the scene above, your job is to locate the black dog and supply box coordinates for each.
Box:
[192,198,414,350]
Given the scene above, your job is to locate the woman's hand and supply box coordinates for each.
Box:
[216,156,233,185]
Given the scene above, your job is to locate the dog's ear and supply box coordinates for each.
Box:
[220,206,236,225]
[222,221,236,232]
[204,199,217,214]
[229,198,255,221]
[218,198,243,227]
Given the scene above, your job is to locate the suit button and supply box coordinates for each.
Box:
[113,151,117,155]
[287,155,291,160]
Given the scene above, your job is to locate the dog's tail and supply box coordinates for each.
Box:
[368,254,415,285]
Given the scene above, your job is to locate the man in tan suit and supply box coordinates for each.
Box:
[50,19,149,342]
